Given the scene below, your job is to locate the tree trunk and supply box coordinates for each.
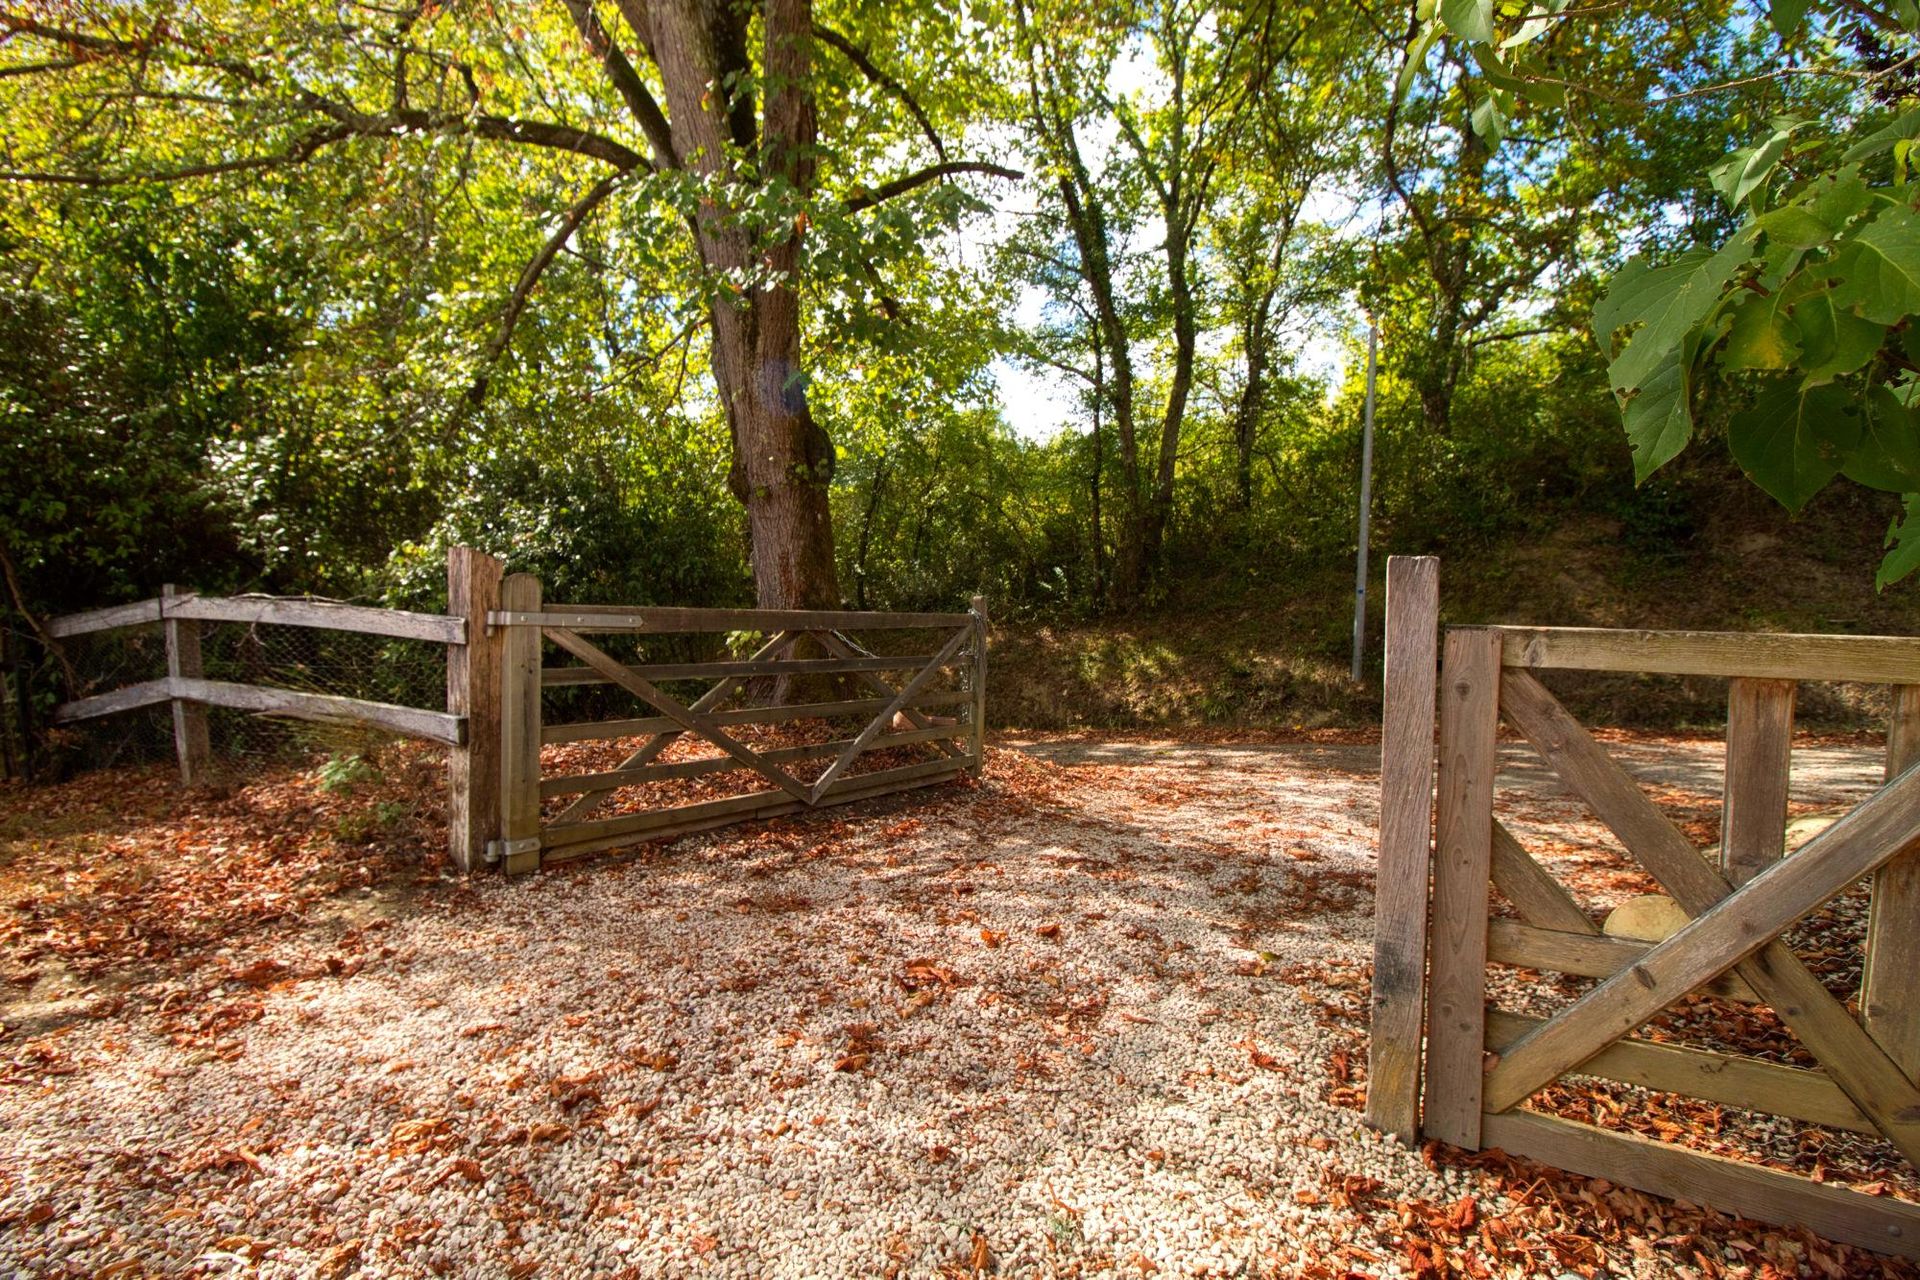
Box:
[643,0,842,612]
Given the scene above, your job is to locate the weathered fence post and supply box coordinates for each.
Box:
[970,594,988,778]
[1423,624,1502,1151]
[161,584,209,786]
[1721,678,1795,888]
[446,547,505,874]
[1367,555,1440,1145]
[496,572,543,874]
[1865,684,1920,1081]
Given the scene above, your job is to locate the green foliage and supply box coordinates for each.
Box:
[1420,1,1920,585]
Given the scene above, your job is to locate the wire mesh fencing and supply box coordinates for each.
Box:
[32,609,451,779]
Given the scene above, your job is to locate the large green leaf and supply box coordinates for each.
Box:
[1721,290,1802,371]
[1766,0,1810,33]
[1842,108,1920,164]
[1879,495,1920,590]
[1440,0,1494,43]
[1826,204,1920,325]
[1710,122,1801,211]
[1598,226,1759,394]
[1754,204,1836,250]
[1618,343,1695,482]
[1728,379,1861,511]
[1393,21,1443,104]
[1788,277,1887,383]
[1844,387,1920,492]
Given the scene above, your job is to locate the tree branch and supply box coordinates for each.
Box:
[0,122,357,185]
[558,0,678,168]
[462,165,635,408]
[815,24,946,161]
[842,160,1021,214]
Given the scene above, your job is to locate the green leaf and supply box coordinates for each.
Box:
[1471,92,1509,145]
[1618,343,1695,482]
[1598,226,1760,394]
[1844,387,1920,492]
[1721,291,1802,371]
[1806,167,1875,231]
[1790,281,1886,383]
[1842,108,1920,164]
[1728,379,1861,511]
[1710,122,1802,211]
[1767,0,1810,35]
[1880,495,1920,590]
[1394,21,1443,104]
[1826,205,1920,325]
[1754,205,1836,250]
[1440,0,1494,43]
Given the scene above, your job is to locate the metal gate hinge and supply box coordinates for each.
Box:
[485,835,541,863]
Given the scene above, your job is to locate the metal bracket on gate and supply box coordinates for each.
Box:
[484,835,541,864]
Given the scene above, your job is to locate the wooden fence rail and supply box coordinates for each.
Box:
[40,553,987,878]
[1367,555,1920,1261]
[44,549,503,871]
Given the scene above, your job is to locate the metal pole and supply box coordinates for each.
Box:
[1352,322,1379,684]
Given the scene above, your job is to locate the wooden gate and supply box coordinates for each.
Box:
[1368,556,1920,1259]
[486,581,987,873]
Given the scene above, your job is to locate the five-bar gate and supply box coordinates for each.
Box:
[1368,555,1920,1260]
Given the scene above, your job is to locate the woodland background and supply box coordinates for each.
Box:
[5,0,1920,740]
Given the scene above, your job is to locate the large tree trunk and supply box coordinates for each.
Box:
[709,296,841,610]
[643,0,842,611]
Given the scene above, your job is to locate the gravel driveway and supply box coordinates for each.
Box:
[0,734,1906,1279]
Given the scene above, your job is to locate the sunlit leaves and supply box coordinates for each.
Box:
[1881,495,1920,588]
[1728,378,1859,511]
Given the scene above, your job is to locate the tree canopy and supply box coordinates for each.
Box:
[2,0,1916,643]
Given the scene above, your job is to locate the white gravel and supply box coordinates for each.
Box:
[1,740,1523,1277]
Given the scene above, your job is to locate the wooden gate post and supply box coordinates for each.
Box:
[1721,678,1795,888]
[161,584,209,786]
[1368,555,1440,1145]
[1423,625,1503,1151]
[970,594,988,779]
[1865,684,1920,1080]
[446,547,505,874]
[496,573,543,874]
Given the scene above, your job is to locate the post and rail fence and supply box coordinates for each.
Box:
[38,547,988,875]
[1367,554,1920,1260]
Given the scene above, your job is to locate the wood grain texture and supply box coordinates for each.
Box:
[1493,669,1920,1165]
[166,595,464,644]
[539,689,973,745]
[539,652,941,686]
[1487,920,1757,1001]
[538,723,964,797]
[1865,683,1920,1082]
[550,630,798,824]
[1497,626,1920,684]
[50,680,174,723]
[1489,822,1599,936]
[446,547,503,874]
[544,627,814,804]
[808,626,972,802]
[1484,1010,1873,1135]
[498,574,544,874]
[1422,625,1502,1151]
[541,757,971,860]
[488,605,971,633]
[46,598,161,637]
[162,585,210,786]
[1366,555,1439,1145]
[1481,1111,1920,1261]
[970,596,989,778]
[169,679,465,745]
[812,630,966,760]
[1722,678,1795,888]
